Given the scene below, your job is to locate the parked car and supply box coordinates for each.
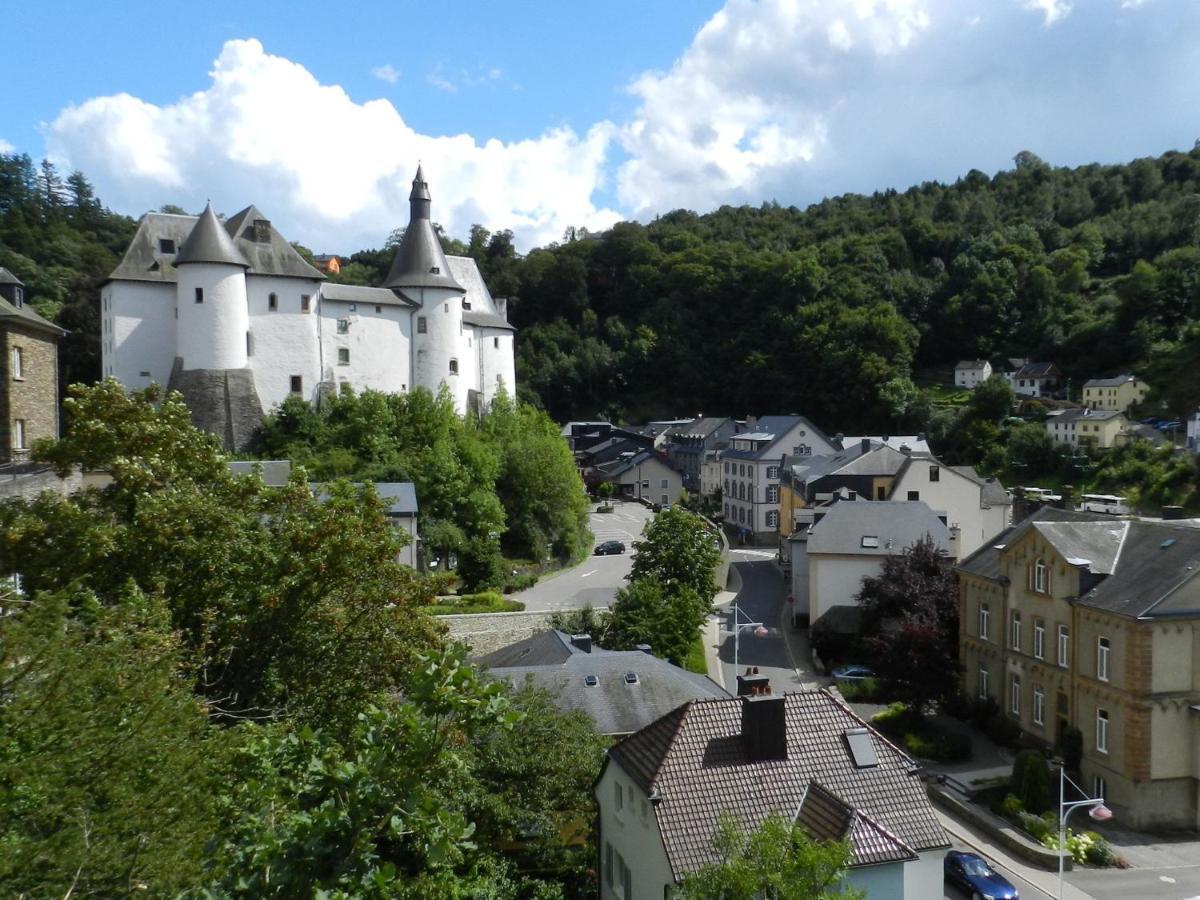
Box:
[1157,420,1183,432]
[832,664,875,683]
[594,540,626,556]
[944,850,1018,900]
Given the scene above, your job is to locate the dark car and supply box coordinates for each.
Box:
[944,851,1018,900]
[831,664,876,683]
[594,540,625,556]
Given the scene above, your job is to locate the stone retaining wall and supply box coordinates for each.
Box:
[928,783,1071,871]
[0,464,82,502]
[443,608,609,656]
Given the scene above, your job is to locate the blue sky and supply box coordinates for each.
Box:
[4,0,1199,251]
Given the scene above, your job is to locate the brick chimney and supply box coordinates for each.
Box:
[741,691,788,761]
[570,634,592,653]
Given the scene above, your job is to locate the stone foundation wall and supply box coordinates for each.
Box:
[444,609,608,656]
[0,464,81,502]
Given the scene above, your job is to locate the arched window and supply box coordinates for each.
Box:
[449,358,459,375]
[738,483,746,500]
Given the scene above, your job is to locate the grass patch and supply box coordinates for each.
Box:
[428,592,526,616]
[682,633,708,675]
[872,703,973,762]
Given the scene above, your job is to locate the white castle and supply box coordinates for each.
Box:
[101,167,516,448]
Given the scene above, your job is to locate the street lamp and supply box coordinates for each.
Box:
[727,602,769,670]
[1056,763,1112,899]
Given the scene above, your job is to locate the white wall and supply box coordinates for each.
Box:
[247,275,322,409]
[318,298,413,400]
[891,462,1009,559]
[474,328,516,407]
[410,285,468,412]
[595,763,677,900]
[809,554,884,622]
[104,281,176,387]
[904,851,944,900]
[392,516,418,569]
[845,860,907,898]
[176,262,249,371]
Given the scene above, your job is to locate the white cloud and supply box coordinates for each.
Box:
[0,138,14,154]
[1022,0,1071,25]
[45,39,619,251]
[426,63,505,94]
[371,64,400,84]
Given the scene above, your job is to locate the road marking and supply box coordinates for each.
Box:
[732,549,776,558]
[580,569,598,578]
[1161,876,1177,884]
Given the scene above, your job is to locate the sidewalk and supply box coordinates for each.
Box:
[705,587,738,691]
[936,808,1095,900]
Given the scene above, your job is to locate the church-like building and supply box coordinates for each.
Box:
[101,167,515,448]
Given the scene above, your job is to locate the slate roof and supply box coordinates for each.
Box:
[669,416,731,440]
[806,501,951,556]
[321,282,417,308]
[955,359,990,370]
[722,415,829,461]
[950,465,1012,508]
[605,690,946,880]
[837,434,931,454]
[174,202,252,268]
[1012,362,1059,379]
[955,507,1095,583]
[227,459,293,486]
[310,481,418,516]
[0,296,64,336]
[1084,375,1142,388]
[0,267,22,285]
[463,311,515,331]
[482,630,728,735]
[1053,408,1126,424]
[108,207,322,283]
[594,449,666,478]
[385,168,463,292]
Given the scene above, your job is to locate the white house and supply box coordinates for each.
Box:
[1006,362,1061,399]
[595,687,949,900]
[593,450,683,507]
[955,359,993,388]
[722,415,835,544]
[101,167,515,449]
[887,455,1011,559]
[805,500,952,625]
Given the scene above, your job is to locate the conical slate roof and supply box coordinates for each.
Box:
[175,202,251,268]
[0,267,23,286]
[384,167,463,292]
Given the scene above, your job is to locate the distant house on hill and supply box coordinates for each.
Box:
[477,629,727,736]
[1082,375,1149,413]
[1005,361,1061,399]
[954,359,993,388]
[312,254,341,275]
[1045,408,1130,449]
[1,267,64,463]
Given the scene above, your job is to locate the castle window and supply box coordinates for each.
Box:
[337,319,350,334]
[290,375,302,394]
[14,286,22,306]
[494,337,499,349]
[301,295,311,313]
[268,293,277,311]
[449,358,459,375]
[348,303,357,313]
[159,238,176,254]
[417,316,427,334]
[11,347,22,380]
[375,305,382,313]
[195,287,204,304]
[337,348,350,366]
[463,300,471,310]
[930,465,940,481]
[246,332,253,357]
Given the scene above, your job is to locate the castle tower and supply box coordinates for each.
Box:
[385,167,469,412]
[169,203,263,450]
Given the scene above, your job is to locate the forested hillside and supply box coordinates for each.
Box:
[6,147,1200,433]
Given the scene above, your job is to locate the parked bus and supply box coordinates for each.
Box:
[1079,494,1131,515]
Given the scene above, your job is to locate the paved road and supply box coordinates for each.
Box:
[515,501,654,611]
[942,838,1053,899]
[1069,865,1200,899]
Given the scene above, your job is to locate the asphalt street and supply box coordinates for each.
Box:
[514,500,654,611]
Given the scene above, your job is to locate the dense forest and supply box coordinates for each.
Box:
[5,146,1200,434]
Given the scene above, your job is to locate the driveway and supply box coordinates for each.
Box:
[514,500,654,612]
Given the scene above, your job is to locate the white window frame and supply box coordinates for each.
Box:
[1058,626,1070,668]
[1097,637,1110,682]
[766,465,779,479]
[1096,709,1109,754]
[766,510,779,529]
[1033,685,1045,726]
[1034,558,1047,593]
[978,665,990,699]
[11,346,22,380]
[337,347,350,366]
[1033,620,1045,659]
[1010,610,1022,651]
[979,604,990,641]
[766,484,779,503]
[13,418,27,450]
[1010,675,1021,716]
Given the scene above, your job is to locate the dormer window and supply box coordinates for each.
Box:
[431,266,440,274]
[159,238,176,255]
[14,286,23,306]
[463,300,471,310]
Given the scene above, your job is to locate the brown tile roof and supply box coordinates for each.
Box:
[607,689,946,880]
[796,781,917,867]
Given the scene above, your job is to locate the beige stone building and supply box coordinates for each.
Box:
[0,268,63,463]
[1082,375,1150,413]
[1045,408,1130,449]
[958,507,1200,829]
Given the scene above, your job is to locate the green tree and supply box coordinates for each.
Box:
[606,578,707,665]
[629,507,721,606]
[676,813,862,900]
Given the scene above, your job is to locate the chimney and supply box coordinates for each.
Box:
[635,643,653,655]
[570,634,593,653]
[736,672,771,696]
[741,693,788,761]
[834,432,845,446]
[846,490,857,501]
[860,438,871,453]
[1163,506,1186,521]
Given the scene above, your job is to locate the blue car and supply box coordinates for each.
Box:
[831,664,875,683]
[944,851,1018,900]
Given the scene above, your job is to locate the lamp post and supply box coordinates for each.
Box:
[728,602,768,671]
[1056,763,1112,899]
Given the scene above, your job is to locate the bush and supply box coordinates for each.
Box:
[457,536,504,592]
[999,794,1024,819]
[1017,810,1052,841]
[901,730,972,763]
[502,572,539,593]
[1084,832,1115,866]
[838,677,881,702]
[427,592,525,615]
[941,692,974,720]
[426,570,459,595]
[1041,828,1096,864]
[1011,749,1053,814]
[968,696,1000,729]
[984,712,1022,746]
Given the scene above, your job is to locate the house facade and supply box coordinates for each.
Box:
[957,509,1200,829]
[1006,362,1061,399]
[101,168,515,449]
[722,416,835,544]
[1046,408,1130,449]
[887,455,1011,559]
[0,268,64,463]
[593,451,682,507]
[1082,375,1149,413]
[955,359,993,388]
[664,417,742,492]
[778,441,908,537]
[595,688,948,900]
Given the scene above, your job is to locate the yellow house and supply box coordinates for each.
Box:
[1045,408,1129,449]
[957,507,1200,829]
[1082,375,1149,413]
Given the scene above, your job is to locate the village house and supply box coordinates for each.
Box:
[1082,375,1150,413]
[955,359,993,388]
[592,450,682,507]
[778,440,910,537]
[0,267,64,463]
[663,416,742,492]
[957,507,1200,830]
[594,683,948,899]
[1046,408,1131,449]
[1006,361,1061,399]
[887,454,1011,559]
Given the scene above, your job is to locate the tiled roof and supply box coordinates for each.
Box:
[806,500,950,556]
[955,359,990,370]
[607,690,946,880]
[321,282,417,308]
[955,507,1097,583]
[794,781,917,867]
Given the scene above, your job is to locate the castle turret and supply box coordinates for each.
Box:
[387,167,469,411]
[169,203,262,450]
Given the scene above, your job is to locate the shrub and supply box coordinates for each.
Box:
[1041,828,1095,864]
[838,677,881,702]
[968,696,1000,729]
[1011,749,1053,814]
[427,592,525,615]
[999,794,1024,819]
[502,572,539,593]
[940,692,974,720]
[1017,810,1051,841]
[1084,832,1115,866]
[1058,725,1084,772]
[901,730,972,763]
[426,570,459,595]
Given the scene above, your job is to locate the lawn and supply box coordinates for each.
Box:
[683,632,708,675]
